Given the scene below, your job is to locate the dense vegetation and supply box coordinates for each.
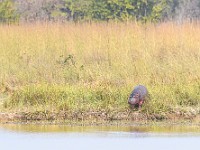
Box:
[0,22,200,120]
[1,0,200,23]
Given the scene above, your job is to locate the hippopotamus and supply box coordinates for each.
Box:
[128,85,148,109]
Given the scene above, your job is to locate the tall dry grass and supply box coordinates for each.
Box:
[0,22,200,116]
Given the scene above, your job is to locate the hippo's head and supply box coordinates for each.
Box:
[128,92,140,106]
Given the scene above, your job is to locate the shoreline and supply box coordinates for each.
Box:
[0,111,200,125]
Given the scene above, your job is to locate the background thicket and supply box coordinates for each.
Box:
[1,0,200,23]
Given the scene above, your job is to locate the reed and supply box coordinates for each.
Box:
[1,22,200,117]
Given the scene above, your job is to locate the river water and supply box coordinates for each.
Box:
[1,124,200,150]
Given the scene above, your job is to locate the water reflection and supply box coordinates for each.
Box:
[1,124,200,150]
[1,123,200,136]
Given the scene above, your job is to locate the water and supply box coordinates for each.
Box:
[1,124,200,150]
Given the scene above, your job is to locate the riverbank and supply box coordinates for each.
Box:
[1,83,200,124]
[0,110,200,125]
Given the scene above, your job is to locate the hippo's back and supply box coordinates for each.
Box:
[132,85,148,99]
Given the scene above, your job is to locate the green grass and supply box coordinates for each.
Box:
[0,22,200,119]
[4,84,129,112]
[3,83,200,117]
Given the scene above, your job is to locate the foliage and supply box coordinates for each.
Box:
[2,0,200,23]
[61,0,167,22]
[0,0,18,23]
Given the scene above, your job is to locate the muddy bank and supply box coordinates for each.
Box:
[0,111,200,124]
